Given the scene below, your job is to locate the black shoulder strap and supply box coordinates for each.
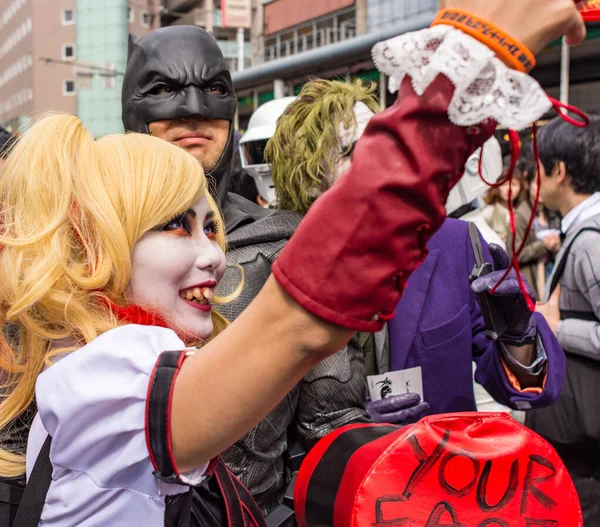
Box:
[0,479,24,527]
[214,461,245,526]
[214,460,266,527]
[12,435,52,527]
[547,227,600,298]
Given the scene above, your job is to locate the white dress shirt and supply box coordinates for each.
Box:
[561,192,600,234]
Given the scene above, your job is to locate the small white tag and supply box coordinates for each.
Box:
[367,367,423,402]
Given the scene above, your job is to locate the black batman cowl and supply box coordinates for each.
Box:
[122,25,271,233]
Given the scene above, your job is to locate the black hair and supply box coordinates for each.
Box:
[0,127,15,159]
[537,116,600,195]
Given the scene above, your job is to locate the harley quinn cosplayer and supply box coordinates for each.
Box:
[0,0,587,525]
[122,28,371,512]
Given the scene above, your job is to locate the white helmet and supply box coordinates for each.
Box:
[446,137,503,215]
[239,96,297,206]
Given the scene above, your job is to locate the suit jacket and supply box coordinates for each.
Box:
[386,218,564,415]
[545,211,600,360]
[527,211,600,526]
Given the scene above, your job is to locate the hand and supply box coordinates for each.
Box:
[439,0,586,53]
[536,285,561,334]
[366,393,431,425]
[471,244,537,343]
[542,232,561,254]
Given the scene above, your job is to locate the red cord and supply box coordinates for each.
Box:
[548,97,589,128]
[477,141,510,188]
[476,95,589,312]
[486,131,536,311]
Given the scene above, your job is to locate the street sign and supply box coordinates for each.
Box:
[222,0,252,29]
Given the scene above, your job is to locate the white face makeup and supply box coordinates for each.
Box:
[334,101,375,178]
[129,195,226,341]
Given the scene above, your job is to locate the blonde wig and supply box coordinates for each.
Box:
[265,78,379,215]
[0,114,227,477]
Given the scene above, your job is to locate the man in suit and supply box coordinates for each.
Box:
[374,218,564,418]
[327,113,564,424]
[265,78,565,426]
[526,116,600,525]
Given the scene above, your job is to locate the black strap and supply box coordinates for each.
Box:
[560,309,600,322]
[212,460,267,527]
[214,461,245,526]
[0,479,24,527]
[12,435,52,527]
[0,480,24,506]
[228,466,266,527]
[147,350,186,484]
[547,227,600,298]
[149,351,266,527]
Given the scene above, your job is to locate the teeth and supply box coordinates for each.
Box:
[180,286,213,303]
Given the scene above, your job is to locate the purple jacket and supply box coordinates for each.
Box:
[388,218,565,415]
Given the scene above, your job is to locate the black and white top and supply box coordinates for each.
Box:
[25,325,208,526]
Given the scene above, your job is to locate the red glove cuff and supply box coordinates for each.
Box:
[273,75,495,331]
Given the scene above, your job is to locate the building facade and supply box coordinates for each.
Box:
[0,0,76,133]
[263,0,358,62]
[366,0,436,33]
[160,0,252,73]
[232,0,438,127]
[0,0,158,135]
[75,0,159,137]
[234,0,600,131]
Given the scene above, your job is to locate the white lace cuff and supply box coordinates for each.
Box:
[372,25,551,131]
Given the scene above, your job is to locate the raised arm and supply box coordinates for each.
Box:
[171,0,586,472]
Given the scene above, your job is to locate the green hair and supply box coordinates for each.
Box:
[265,78,379,215]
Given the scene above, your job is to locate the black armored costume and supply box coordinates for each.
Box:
[122,26,369,515]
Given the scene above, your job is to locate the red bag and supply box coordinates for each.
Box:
[294,413,582,527]
[580,0,600,22]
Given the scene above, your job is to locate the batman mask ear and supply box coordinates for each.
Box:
[127,34,140,61]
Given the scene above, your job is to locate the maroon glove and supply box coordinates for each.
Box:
[272,76,495,331]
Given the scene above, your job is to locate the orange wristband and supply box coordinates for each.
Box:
[431,8,536,73]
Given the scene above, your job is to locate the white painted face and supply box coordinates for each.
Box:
[128,195,226,341]
[334,101,375,178]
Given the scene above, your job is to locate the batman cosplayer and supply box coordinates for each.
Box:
[122,26,368,518]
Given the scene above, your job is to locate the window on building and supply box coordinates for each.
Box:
[63,79,75,96]
[141,11,149,27]
[101,74,116,90]
[77,73,92,91]
[128,6,134,23]
[62,8,74,25]
[101,64,117,90]
[62,44,75,60]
